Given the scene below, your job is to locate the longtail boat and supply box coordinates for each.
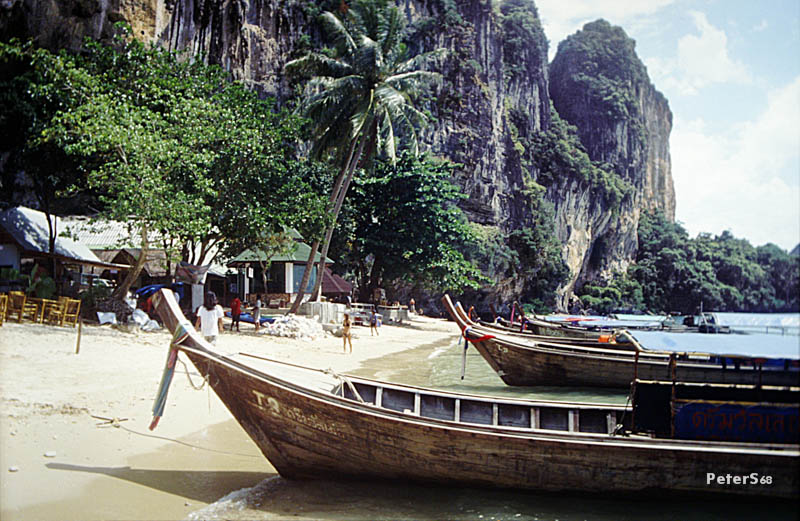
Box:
[444,295,800,388]
[150,289,798,498]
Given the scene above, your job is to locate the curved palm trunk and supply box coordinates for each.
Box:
[310,135,367,302]
[289,136,363,314]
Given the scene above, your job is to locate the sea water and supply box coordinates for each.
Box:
[187,332,798,521]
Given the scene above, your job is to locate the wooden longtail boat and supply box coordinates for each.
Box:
[459,303,637,351]
[444,295,800,388]
[150,289,798,498]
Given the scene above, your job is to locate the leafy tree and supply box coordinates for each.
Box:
[579,211,800,313]
[333,152,482,298]
[284,0,442,311]
[0,41,87,274]
[2,31,329,301]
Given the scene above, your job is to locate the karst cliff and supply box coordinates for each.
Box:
[0,0,676,310]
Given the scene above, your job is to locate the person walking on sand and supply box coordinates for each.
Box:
[369,309,379,336]
[342,312,353,353]
[230,296,242,331]
[253,297,262,332]
[195,291,224,345]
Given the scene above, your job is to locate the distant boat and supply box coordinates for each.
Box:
[150,289,798,498]
[444,296,800,388]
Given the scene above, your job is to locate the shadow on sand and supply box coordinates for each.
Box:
[46,462,271,504]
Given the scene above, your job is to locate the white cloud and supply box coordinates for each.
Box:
[647,11,752,95]
[535,0,675,58]
[672,77,800,250]
[752,19,769,32]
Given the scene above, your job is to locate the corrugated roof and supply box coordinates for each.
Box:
[0,206,125,268]
[60,216,163,250]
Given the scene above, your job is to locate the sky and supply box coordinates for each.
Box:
[534,0,800,252]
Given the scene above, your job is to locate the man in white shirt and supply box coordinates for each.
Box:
[195,291,224,344]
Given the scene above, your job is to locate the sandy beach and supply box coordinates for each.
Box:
[0,312,458,521]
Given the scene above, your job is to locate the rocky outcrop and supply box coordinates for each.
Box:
[0,1,675,310]
[548,20,674,302]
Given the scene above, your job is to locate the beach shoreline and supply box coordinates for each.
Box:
[0,314,458,521]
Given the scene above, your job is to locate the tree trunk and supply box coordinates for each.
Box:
[112,221,149,300]
[288,239,319,313]
[260,260,269,294]
[289,135,363,313]
[310,135,368,302]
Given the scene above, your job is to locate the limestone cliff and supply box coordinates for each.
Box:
[548,19,675,303]
[0,0,675,310]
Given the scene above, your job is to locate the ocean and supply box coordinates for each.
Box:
[185,325,799,521]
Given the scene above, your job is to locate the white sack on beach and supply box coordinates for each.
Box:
[262,314,324,340]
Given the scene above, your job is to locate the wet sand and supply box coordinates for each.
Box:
[0,314,458,520]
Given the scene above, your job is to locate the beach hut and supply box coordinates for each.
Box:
[0,206,128,294]
[227,230,334,307]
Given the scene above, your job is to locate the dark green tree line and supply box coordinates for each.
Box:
[578,211,799,314]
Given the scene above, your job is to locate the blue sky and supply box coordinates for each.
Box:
[534,0,800,251]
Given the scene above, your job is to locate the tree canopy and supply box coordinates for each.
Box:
[1,30,329,298]
[331,151,483,299]
[578,211,800,314]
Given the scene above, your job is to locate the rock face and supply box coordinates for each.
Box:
[0,0,675,310]
[548,20,675,302]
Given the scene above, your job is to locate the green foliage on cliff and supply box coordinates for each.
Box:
[463,198,568,313]
[533,104,632,208]
[499,0,545,82]
[550,19,647,124]
[577,211,800,314]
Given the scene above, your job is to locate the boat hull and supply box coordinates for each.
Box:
[184,349,798,498]
[151,289,799,499]
[473,336,800,388]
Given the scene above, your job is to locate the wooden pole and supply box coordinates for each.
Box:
[75,318,82,354]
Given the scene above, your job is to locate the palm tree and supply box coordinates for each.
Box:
[285,0,441,311]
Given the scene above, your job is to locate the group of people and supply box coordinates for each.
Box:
[196,291,416,353]
[341,309,381,353]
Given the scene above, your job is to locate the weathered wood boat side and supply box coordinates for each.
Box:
[444,296,800,388]
[152,289,798,498]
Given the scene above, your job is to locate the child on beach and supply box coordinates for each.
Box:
[230,296,242,331]
[195,291,224,344]
[342,312,353,353]
[369,310,379,336]
[253,297,262,332]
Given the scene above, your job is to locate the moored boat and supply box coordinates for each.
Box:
[444,295,800,388]
[150,289,798,498]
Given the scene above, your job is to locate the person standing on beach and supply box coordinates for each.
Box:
[369,309,379,336]
[195,291,224,345]
[230,296,242,331]
[342,312,353,353]
[253,297,262,332]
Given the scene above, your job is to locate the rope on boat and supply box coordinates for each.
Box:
[236,352,367,404]
[176,356,208,391]
[324,368,366,404]
[458,327,496,380]
[102,421,261,458]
